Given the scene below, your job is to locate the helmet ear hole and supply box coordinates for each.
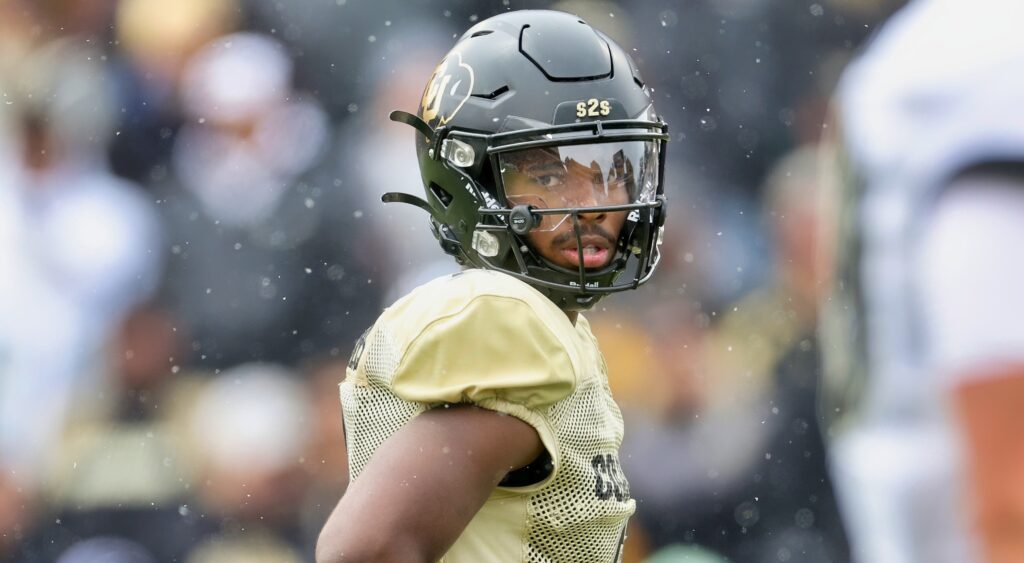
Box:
[429,183,454,208]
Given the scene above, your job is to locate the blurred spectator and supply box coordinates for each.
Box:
[15,305,203,562]
[0,38,162,559]
[157,31,382,368]
[182,363,313,562]
[107,0,240,183]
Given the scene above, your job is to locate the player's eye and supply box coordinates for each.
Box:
[531,171,567,189]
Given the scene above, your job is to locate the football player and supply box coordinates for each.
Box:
[820,1,1024,562]
[315,10,668,563]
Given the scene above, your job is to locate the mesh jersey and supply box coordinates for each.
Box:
[340,269,634,562]
[822,1,1024,562]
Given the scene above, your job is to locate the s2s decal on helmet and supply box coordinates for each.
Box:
[420,51,475,126]
[575,98,612,118]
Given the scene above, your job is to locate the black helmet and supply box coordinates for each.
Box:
[386,9,668,311]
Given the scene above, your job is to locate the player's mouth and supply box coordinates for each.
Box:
[560,236,613,268]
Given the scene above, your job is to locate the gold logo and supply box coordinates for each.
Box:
[420,52,475,126]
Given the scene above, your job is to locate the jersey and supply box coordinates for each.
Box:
[340,269,634,562]
[821,1,1024,562]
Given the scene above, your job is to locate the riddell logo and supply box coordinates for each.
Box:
[464,182,501,210]
[421,52,475,126]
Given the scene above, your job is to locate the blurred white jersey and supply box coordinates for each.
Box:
[822,1,1024,562]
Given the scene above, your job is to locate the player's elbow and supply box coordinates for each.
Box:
[316,531,431,563]
[314,530,346,563]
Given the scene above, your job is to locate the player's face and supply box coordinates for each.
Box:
[500,143,638,269]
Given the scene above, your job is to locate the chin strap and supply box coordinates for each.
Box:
[380,191,433,213]
[385,110,466,262]
[389,110,435,141]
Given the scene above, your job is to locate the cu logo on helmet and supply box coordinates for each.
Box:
[420,52,475,126]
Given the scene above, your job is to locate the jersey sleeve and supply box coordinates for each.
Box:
[917,177,1024,382]
[388,293,577,483]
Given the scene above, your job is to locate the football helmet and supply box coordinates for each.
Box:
[386,10,668,311]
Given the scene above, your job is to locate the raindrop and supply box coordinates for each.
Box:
[734,501,760,527]
[809,3,824,16]
[658,10,678,27]
[795,508,815,528]
[326,265,346,281]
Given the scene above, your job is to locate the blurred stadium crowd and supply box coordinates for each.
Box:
[0,0,902,561]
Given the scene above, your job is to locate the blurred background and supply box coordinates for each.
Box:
[0,0,904,561]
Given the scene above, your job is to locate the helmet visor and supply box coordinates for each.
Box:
[498,140,659,232]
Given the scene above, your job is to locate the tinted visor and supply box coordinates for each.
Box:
[498,140,659,232]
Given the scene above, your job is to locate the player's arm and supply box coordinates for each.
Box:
[918,166,1024,563]
[315,404,543,563]
[951,366,1024,563]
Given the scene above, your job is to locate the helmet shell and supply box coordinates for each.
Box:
[405,10,668,310]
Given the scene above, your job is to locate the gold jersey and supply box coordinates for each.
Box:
[341,269,634,562]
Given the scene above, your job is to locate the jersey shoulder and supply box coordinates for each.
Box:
[366,269,580,409]
[383,269,566,332]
